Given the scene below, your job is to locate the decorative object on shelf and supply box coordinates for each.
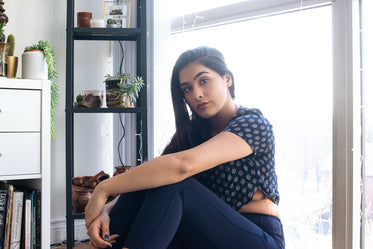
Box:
[72,171,110,189]
[6,34,17,78]
[90,19,105,28]
[72,185,93,213]
[77,12,92,27]
[113,165,131,176]
[0,41,8,76]
[104,72,144,108]
[106,18,120,28]
[0,0,8,42]
[76,90,104,108]
[23,40,59,140]
[104,1,131,28]
[21,49,47,79]
[71,171,110,213]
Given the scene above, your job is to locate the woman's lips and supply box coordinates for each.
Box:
[197,102,208,109]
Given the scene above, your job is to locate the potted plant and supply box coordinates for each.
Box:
[5,34,17,78]
[104,73,144,108]
[23,40,59,140]
[106,18,120,28]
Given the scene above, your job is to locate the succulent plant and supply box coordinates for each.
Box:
[6,34,14,56]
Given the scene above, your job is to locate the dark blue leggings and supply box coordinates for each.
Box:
[109,177,285,249]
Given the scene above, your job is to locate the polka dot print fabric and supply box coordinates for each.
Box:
[194,106,279,211]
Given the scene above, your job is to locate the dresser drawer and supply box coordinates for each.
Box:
[0,133,40,175]
[0,89,41,131]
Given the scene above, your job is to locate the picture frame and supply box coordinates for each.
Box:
[103,1,132,28]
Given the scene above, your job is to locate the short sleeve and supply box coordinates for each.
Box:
[223,113,274,155]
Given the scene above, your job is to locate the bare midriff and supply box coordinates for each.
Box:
[238,189,279,217]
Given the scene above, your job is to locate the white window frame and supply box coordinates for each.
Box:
[332,0,362,249]
[150,0,363,248]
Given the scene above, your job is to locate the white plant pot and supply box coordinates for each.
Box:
[22,50,48,80]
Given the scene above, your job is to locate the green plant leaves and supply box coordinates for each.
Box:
[25,40,59,140]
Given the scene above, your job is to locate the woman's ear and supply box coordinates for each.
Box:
[224,73,233,87]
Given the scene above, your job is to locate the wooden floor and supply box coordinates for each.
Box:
[51,241,90,249]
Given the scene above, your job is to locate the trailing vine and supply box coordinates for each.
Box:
[25,40,59,140]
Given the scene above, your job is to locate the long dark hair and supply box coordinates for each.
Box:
[162,46,235,155]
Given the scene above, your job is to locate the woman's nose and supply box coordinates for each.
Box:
[193,86,203,99]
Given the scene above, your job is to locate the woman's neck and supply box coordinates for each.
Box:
[210,100,238,136]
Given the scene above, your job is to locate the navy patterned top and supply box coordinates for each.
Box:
[194,106,279,211]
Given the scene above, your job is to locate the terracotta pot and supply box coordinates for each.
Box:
[113,166,131,176]
[77,12,92,27]
[72,185,93,213]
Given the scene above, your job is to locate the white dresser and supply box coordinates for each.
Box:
[0,78,51,248]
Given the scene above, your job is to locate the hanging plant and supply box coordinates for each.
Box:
[24,40,59,140]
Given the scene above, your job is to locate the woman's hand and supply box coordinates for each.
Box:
[86,212,119,249]
[85,183,109,228]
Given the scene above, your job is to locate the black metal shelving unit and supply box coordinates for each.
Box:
[65,1,148,248]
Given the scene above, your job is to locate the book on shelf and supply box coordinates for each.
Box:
[35,191,41,249]
[9,191,23,249]
[0,188,9,249]
[0,183,14,249]
[23,195,32,249]
[0,183,41,249]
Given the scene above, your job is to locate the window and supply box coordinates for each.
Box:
[361,0,373,247]
[152,0,363,248]
[156,5,332,249]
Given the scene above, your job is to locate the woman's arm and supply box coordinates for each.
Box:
[100,131,252,197]
[85,131,252,226]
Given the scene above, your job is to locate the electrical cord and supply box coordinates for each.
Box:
[116,40,126,166]
[136,120,143,164]
[118,40,124,74]
[118,113,126,166]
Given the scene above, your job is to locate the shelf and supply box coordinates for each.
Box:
[70,107,144,114]
[65,1,147,248]
[72,213,86,220]
[71,27,141,41]
[0,174,42,181]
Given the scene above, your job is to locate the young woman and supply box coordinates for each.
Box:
[85,46,285,249]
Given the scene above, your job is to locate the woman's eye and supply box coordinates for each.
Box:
[183,87,191,93]
[200,78,208,85]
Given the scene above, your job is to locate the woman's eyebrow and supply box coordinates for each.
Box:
[180,71,210,86]
[193,71,209,80]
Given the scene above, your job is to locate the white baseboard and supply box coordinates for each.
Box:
[50,218,89,245]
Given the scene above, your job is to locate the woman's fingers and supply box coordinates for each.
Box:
[101,217,111,242]
[87,220,113,248]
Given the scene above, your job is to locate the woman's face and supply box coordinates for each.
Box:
[179,62,232,119]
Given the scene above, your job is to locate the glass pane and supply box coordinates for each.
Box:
[362,0,373,248]
[155,6,332,249]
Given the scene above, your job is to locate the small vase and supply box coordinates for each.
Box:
[0,42,10,77]
[22,50,48,80]
[6,55,18,78]
[77,12,92,27]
